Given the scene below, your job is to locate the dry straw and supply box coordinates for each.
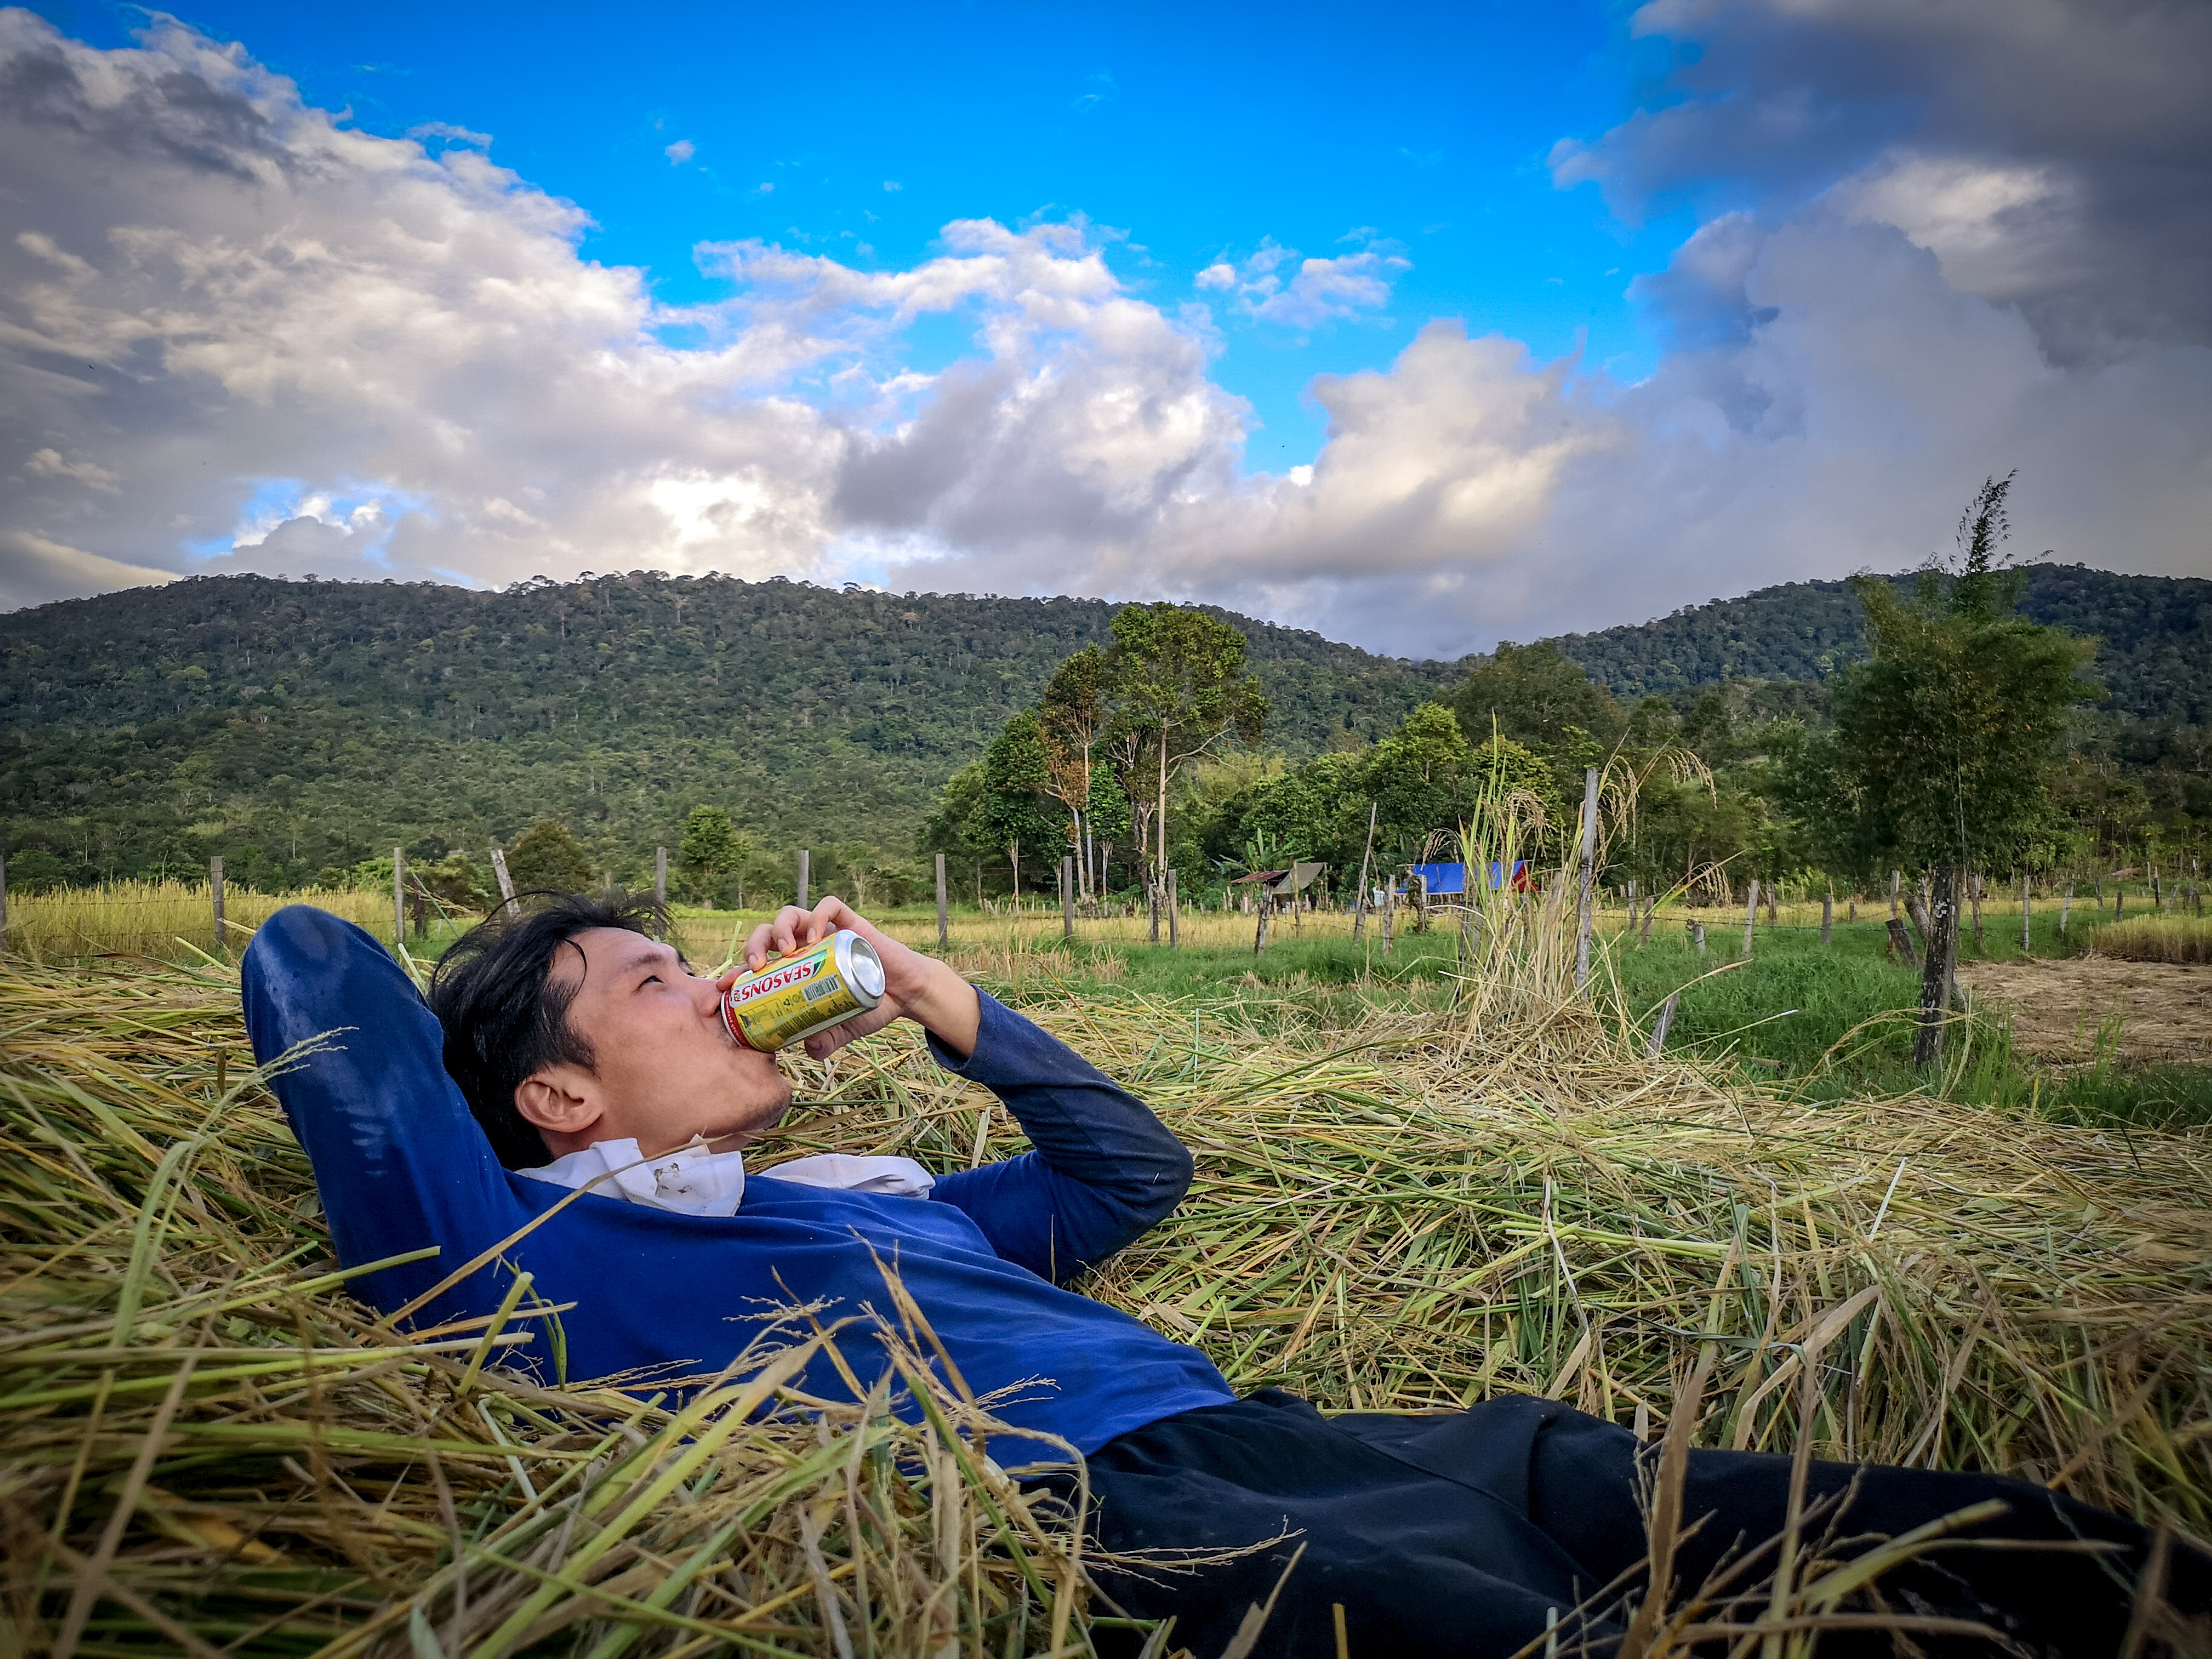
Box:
[5,806,2211,1654]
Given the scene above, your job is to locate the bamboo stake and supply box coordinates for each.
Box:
[1743,879,1759,958]
[209,857,224,949]
[1167,868,1179,949]
[392,848,406,951]
[1061,857,1075,942]
[1352,802,1377,942]
[1575,767,1599,990]
[936,853,948,949]
[654,846,667,908]
[797,849,811,910]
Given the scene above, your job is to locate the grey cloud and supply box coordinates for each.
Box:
[1553,0,2212,365]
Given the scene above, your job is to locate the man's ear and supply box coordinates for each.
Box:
[514,1065,604,1137]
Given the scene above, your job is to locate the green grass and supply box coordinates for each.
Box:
[1607,917,2212,1130]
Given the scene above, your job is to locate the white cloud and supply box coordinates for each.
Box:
[1188,240,1409,329]
[664,138,695,164]
[883,179,902,192]
[25,447,120,491]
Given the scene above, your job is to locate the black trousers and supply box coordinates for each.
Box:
[1054,1390,2204,1659]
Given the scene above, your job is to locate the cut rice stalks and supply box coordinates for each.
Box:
[4,938,2211,1655]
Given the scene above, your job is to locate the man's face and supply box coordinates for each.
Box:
[518,927,793,1158]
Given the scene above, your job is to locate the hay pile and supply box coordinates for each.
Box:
[5,950,2211,1656]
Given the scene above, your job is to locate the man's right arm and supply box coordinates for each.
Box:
[242,905,530,1319]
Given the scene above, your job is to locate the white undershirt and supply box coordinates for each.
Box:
[516,1138,934,1218]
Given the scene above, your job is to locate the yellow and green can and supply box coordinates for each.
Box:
[720,929,886,1052]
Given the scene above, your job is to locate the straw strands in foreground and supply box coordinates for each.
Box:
[4,951,2211,1656]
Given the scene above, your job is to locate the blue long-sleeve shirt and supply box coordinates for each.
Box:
[240,905,1233,1454]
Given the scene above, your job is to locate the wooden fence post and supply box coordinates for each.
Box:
[1381,873,1394,957]
[1821,886,1832,946]
[2020,870,2032,953]
[2060,882,2073,936]
[1252,889,1269,955]
[0,851,8,949]
[1167,869,1179,948]
[1626,880,1638,947]
[392,848,406,951]
[936,853,948,948]
[1351,802,1378,942]
[797,850,810,909]
[1061,857,1075,940]
[1147,879,1159,945]
[1969,871,1984,951]
[1646,991,1680,1059]
[1890,870,1901,921]
[654,846,667,908]
[210,856,225,949]
[1575,766,1599,990]
[1742,879,1758,957]
[1414,871,1429,935]
[490,847,519,918]
[1691,919,1706,956]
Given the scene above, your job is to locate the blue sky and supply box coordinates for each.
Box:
[28,0,1694,469]
[6,1,2205,650]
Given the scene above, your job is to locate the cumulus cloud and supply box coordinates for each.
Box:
[1549,0,2212,367]
[1187,238,1409,330]
[1,5,2205,660]
[664,138,694,164]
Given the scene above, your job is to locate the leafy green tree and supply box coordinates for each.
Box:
[506,820,595,893]
[1452,642,1624,750]
[1827,474,2097,1067]
[1085,760,1133,891]
[1363,703,1475,855]
[1105,604,1268,889]
[677,805,749,902]
[979,709,1062,893]
[1038,647,1111,896]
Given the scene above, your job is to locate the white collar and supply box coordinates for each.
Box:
[516,1138,934,1218]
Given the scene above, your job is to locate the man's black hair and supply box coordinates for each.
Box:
[427,890,669,1169]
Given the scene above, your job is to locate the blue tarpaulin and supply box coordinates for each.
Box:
[1400,861,1529,894]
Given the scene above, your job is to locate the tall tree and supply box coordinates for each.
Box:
[1452,641,1624,749]
[1105,604,1269,890]
[678,805,748,903]
[1828,474,2097,1068]
[979,709,1062,895]
[1037,646,1111,898]
[506,820,594,893]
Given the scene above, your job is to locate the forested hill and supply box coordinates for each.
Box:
[0,572,1455,888]
[1548,564,2210,724]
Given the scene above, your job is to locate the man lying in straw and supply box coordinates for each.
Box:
[243,895,2205,1658]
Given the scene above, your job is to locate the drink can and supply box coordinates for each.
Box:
[720,929,886,1052]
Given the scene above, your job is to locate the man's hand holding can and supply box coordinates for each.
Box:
[733,896,980,1062]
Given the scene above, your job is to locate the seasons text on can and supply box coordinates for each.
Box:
[719,930,886,1052]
